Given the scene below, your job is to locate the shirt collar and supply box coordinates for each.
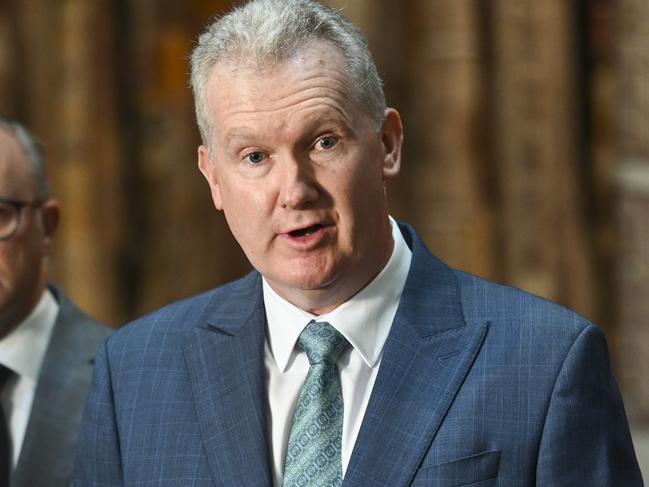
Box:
[0,288,59,380]
[264,216,412,372]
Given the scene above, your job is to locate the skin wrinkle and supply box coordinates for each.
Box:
[212,68,363,170]
[215,82,357,136]
[218,76,356,113]
[205,46,362,149]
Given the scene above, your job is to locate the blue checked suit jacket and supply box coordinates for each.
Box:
[74,224,642,486]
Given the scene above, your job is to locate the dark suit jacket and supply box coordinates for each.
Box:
[74,224,642,486]
[12,286,111,487]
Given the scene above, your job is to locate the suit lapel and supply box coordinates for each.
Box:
[183,273,272,486]
[13,289,110,486]
[343,225,488,487]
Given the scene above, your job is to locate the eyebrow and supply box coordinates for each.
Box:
[221,107,355,153]
[222,130,261,152]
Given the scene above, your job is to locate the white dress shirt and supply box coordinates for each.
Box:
[0,289,58,466]
[263,217,412,486]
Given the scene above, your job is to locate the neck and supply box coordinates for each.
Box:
[0,279,47,341]
[269,234,395,315]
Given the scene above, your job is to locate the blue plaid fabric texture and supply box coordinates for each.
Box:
[283,321,349,487]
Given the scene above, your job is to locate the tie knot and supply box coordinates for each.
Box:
[297,321,348,365]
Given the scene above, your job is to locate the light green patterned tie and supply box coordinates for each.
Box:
[283,321,349,487]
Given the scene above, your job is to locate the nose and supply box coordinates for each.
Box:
[277,155,319,209]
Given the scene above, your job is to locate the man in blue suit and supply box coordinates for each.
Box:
[74,0,642,485]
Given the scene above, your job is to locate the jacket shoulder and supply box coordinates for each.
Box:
[51,285,113,346]
[106,271,260,348]
[454,270,593,338]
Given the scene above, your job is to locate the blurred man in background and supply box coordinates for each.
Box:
[0,117,111,486]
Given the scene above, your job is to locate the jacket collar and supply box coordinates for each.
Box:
[183,273,273,485]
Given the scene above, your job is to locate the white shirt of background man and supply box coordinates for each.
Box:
[0,289,58,466]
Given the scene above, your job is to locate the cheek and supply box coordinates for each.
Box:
[0,230,46,281]
[0,245,23,297]
[0,243,16,273]
[336,164,388,237]
[220,187,273,251]
[221,185,269,223]
[340,165,383,210]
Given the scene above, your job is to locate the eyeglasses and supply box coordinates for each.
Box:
[0,197,43,241]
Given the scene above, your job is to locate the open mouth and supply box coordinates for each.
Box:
[289,224,324,238]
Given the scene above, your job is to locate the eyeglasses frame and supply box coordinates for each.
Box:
[0,197,44,241]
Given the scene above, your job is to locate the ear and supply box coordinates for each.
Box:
[380,108,403,181]
[40,199,60,254]
[198,145,223,210]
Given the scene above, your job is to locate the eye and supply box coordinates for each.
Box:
[244,151,267,165]
[316,136,338,150]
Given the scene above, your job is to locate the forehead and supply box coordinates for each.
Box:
[0,129,32,197]
[206,42,359,130]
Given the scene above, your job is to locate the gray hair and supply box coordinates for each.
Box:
[190,0,386,151]
[0,117,50,201]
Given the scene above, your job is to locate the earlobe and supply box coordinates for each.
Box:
[381,108,403,181]
[198,145,223,210]
[40,200,60,252]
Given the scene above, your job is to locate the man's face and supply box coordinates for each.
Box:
[0,129,57,336]
[198,42,403,313]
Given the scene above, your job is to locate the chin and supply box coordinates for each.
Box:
[277,254,336,283]
[267,264,337,292]
[285,274,335,292]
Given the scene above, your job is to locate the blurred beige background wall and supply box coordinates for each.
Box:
[1,0,648,473]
